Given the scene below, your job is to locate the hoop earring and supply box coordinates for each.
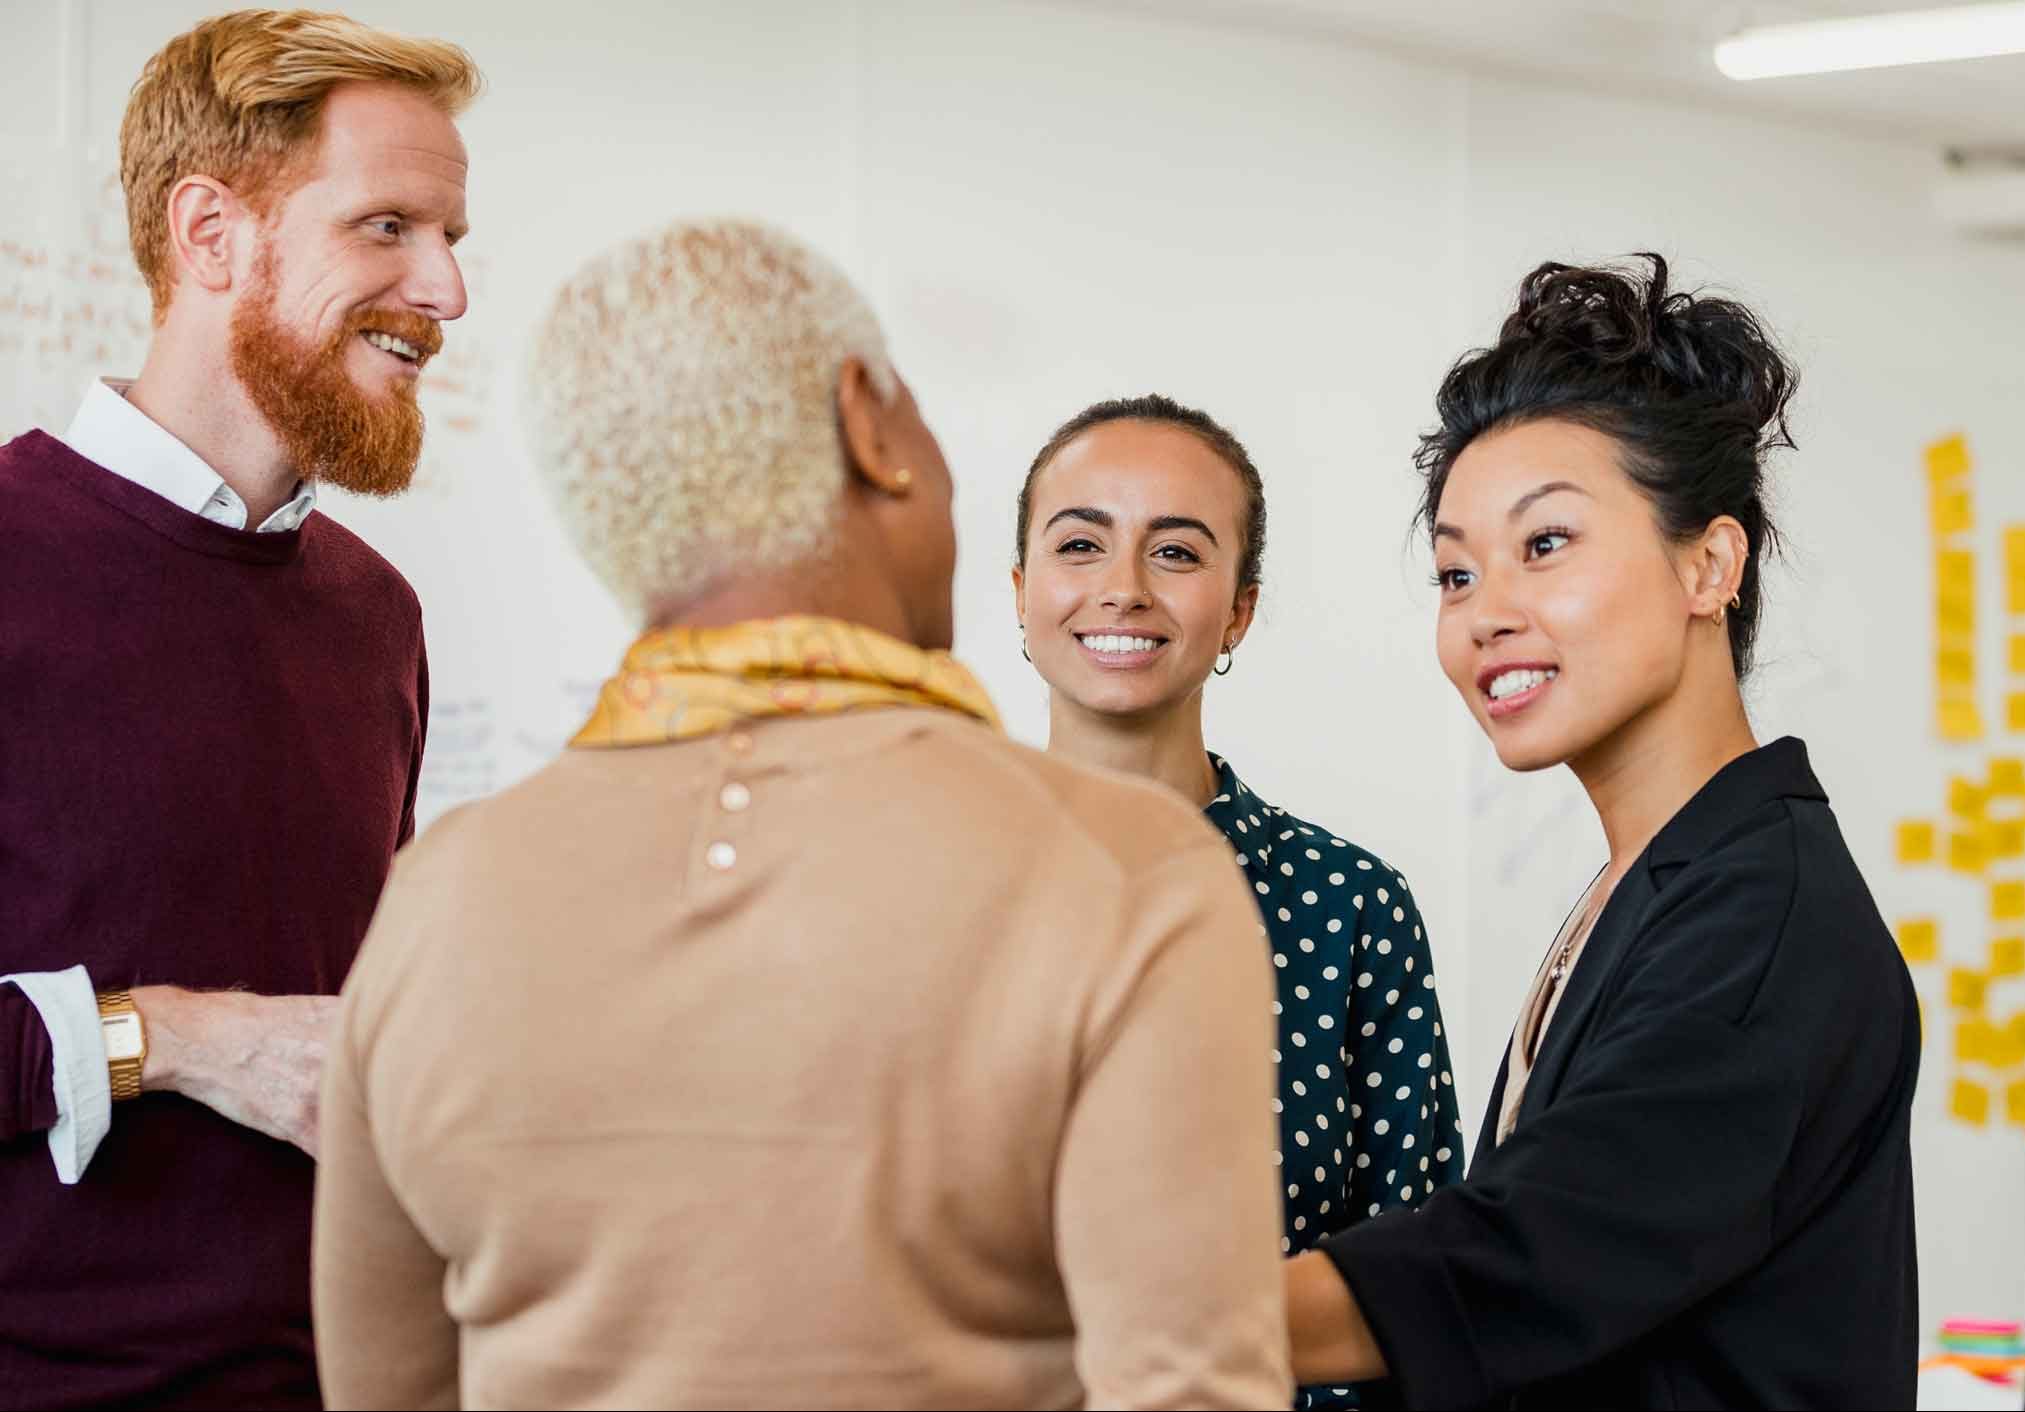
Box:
[1020,628,1030,664]
[1714,592,1741,628]
[1213,645,1235,676]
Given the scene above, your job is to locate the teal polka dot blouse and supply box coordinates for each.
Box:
[1203,755,1466,1411]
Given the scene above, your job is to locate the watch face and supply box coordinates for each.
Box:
[102,1012,144,1062]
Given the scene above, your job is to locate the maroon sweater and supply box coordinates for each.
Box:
[0,430,427,1410]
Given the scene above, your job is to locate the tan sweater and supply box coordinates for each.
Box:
[312,708,1292,1409]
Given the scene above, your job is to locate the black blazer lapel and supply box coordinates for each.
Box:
[1511,865,1658,1130]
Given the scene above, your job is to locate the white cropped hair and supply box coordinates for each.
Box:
[523,219,897,618]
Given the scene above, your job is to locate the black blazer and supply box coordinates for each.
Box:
[1321,738,1919,1409]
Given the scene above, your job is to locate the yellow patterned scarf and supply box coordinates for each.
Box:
[571,615,1001,747]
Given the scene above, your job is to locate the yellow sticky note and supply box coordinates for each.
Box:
[1927,435,1972,483]
[1937,644,1975,687]
[2011,636,2025,676]
[2008,1079,2025,1125]
[1952,777,1990,819]
[1941,697,1985,743]
[1991,818,2025,859]
[1992,758,2025,796]
[1895,821,1937,864]
[1952,1078,1992,1125]
[1933,488,1975,537]
[1957,1019,1995,1064]
[1999,937,2025,977]
[1994,881,2025,921]
[1950,830,1990,873]
[2009,693,2025,733]
[1898,917,1940,963]
[1937,548,1976,594]
[1950,966,1988,1010]
[1993,1027,2025,1070]
[1938,593,1977,637]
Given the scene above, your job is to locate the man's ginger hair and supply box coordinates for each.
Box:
[120,9,482,318]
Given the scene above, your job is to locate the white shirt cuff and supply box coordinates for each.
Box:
[1,966,112,1184]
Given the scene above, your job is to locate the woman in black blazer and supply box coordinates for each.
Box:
[1284,256,1919,1409]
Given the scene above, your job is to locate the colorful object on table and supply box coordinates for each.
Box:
[1923,1319,2025,1386]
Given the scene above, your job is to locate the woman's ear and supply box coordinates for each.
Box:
[1011,563,1026,625]
[1685,515,1749,620]
[835,356,911,497]
[1224,582,1261,651]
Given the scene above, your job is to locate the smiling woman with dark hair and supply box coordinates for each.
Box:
[1014,394,1464,1411]
[1282,255,1920,1409]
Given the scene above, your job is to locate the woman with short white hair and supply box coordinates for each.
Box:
[312,219,1295,1411]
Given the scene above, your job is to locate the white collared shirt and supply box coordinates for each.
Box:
[2,379,318,1185]
[63,377,317,532]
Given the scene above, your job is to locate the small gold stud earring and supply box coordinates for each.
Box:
[893,468,914,493]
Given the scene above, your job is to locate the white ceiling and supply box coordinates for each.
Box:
[1084,1,2025,148]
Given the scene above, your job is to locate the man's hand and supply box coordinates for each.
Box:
[132,986,339,1157]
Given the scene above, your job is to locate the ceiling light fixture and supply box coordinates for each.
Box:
[1715,2,2025,80]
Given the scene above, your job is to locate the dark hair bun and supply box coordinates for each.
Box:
[1417,253,1797,680]
[1502,255,1795,454]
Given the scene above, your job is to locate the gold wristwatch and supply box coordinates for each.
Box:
[95,989,147,1102]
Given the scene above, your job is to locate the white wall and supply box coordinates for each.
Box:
[4,0,2021,1341]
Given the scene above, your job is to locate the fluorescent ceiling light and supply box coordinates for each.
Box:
[1715,2,2025,80]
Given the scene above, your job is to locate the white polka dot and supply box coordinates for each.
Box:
[1306,848,1322,861]
[1394,907,1406,922]
[1396,1085,1412,1100]
[1272,1001,1283,1016]
[1377,938,1393,955]
[1385,989,1399,1005]
[1436,1146,1453,1163]
[1294,1216,1307,1231]
[1281,862,1295,876]
[1272,1049,1282,1063]
[1235,819,1248,834]
[1387,1037,1404,1054]
[1292,1080,1307,1095]
[1357,859,1373,870]
[1401,1185,1413,1200]
[1273,953,1288,968]
[1369,1203,1381,1216]
[1255,882,1269,895]
[1420,1156,1430,1171]
[1374,1118,1390,1135]
[1273,1099,1285,1113]
[1403,1134,1416,1149]
[1366,1073,1382,1089]
[1315,1114,1329,1130]
[1423,974,1437,989]
[1323,966,1339,980]
[1408,1006,1424,1020]
[1302,890,1319,905]
[1281,1236,1292,1252]
[1317,1014,1334,1029]
[1300,938,1316,953]
[1273,1150,1283,1165]
[1314,1165,1327,1182]
[1419,1053,1433,1069]
[1356,1153,1371,1168]
[1288,1183,1300,1197]
[1320,1201,1331,1214]
[1360,1021,1376,1037]
[1329,872,1345,886]
[1291,1032,1307,1047]
[1357,972,1373,988]
[1316,1063,1330,1079]
[1377,888,1390,904]
[1326,919,1343,934]
[1295,1131,1311,1147]
[1294,985,1310,1000]
[1277,907,1292,922]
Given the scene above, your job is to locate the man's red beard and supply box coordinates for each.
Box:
[227,247,444,498]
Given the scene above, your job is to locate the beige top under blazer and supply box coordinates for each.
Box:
[312,707,1293,1410]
